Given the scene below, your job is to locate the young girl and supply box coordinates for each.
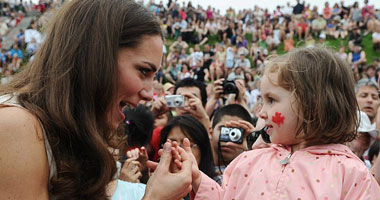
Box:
[152,46,380,199]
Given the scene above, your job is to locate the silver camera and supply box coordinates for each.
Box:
[219,126,244,144]
[165,95,185,108]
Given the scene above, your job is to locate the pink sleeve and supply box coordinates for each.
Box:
[342,162,380,199]
[193,152,247,200]
[193,172,222,200]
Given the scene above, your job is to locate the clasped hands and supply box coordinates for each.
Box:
[143,138,201,200]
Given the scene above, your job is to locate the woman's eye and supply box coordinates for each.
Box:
[139,68,151,76]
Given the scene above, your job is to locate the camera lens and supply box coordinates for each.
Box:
[223,82,236,94]
[174,97,182,106]
[229,128,242,142]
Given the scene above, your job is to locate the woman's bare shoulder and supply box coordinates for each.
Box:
[0,106,50,199]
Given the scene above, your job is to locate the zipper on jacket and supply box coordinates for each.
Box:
[275,152,293,191]
[280,153,292,165]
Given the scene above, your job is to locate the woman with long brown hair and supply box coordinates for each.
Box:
[0,0,192,199]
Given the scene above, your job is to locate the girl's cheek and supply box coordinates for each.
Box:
[272,112,285,127]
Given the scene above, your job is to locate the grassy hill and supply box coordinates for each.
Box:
[167,33,380,65]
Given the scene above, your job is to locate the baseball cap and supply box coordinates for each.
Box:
[163,83,174,92]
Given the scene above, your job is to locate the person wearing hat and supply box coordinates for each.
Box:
[311,15,327,38]
[234,52,250,72]
[163,82,174,95]
[347,111,378,162]
[326,15,341,39]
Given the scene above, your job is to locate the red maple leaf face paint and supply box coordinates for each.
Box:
[272,112,285,127]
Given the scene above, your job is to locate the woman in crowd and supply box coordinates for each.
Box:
[0,0,191,199]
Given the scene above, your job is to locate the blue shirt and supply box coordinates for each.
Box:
[112,180,146,200]
[8,49,23,59]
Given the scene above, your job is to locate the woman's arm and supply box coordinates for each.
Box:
[0,107,50,199]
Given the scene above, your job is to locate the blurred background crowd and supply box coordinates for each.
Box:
[1,0,380,191]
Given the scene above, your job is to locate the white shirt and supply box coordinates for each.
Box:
[373,32,380,41]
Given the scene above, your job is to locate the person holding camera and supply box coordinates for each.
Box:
[205,78,249,117]
[209,104,255,185]
[152,78,211,135]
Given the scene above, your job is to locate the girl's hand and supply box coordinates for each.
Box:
[119,157,142,183]
[126,147,149,171]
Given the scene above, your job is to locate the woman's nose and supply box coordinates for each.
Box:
[139,88,153,102]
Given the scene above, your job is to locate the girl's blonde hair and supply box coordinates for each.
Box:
[264,46,359,145]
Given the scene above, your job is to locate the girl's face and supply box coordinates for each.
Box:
[259,71,304,146]
[108,35,163,130]
[167,126,201,165]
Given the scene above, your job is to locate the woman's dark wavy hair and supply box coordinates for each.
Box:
[160,115,216,179]
[0,0,162,199]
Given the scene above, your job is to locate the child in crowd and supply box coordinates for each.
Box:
[151,46,380,199]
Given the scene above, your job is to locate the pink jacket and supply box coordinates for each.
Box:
[194,144,380,200]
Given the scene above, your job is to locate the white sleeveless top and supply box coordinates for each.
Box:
[0,94,57,197]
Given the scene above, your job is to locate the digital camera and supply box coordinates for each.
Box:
[165,95,185,108]
[222,80,238,94]
[219,126,244,144]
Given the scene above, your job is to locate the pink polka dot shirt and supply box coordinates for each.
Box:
[194,144,380,200]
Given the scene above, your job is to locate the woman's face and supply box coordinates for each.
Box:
[167,126,201,165]
[108,35,163,130]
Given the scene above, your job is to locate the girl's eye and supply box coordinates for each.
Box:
[268,97,275,104]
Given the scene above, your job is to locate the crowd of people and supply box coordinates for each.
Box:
[120,0,380,198]
[0,0,55,83]
[1,0,380,199]
[139,0,380,114]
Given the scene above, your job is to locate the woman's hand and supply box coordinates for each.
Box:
[143,142,193,200]
[182,138,202,194]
